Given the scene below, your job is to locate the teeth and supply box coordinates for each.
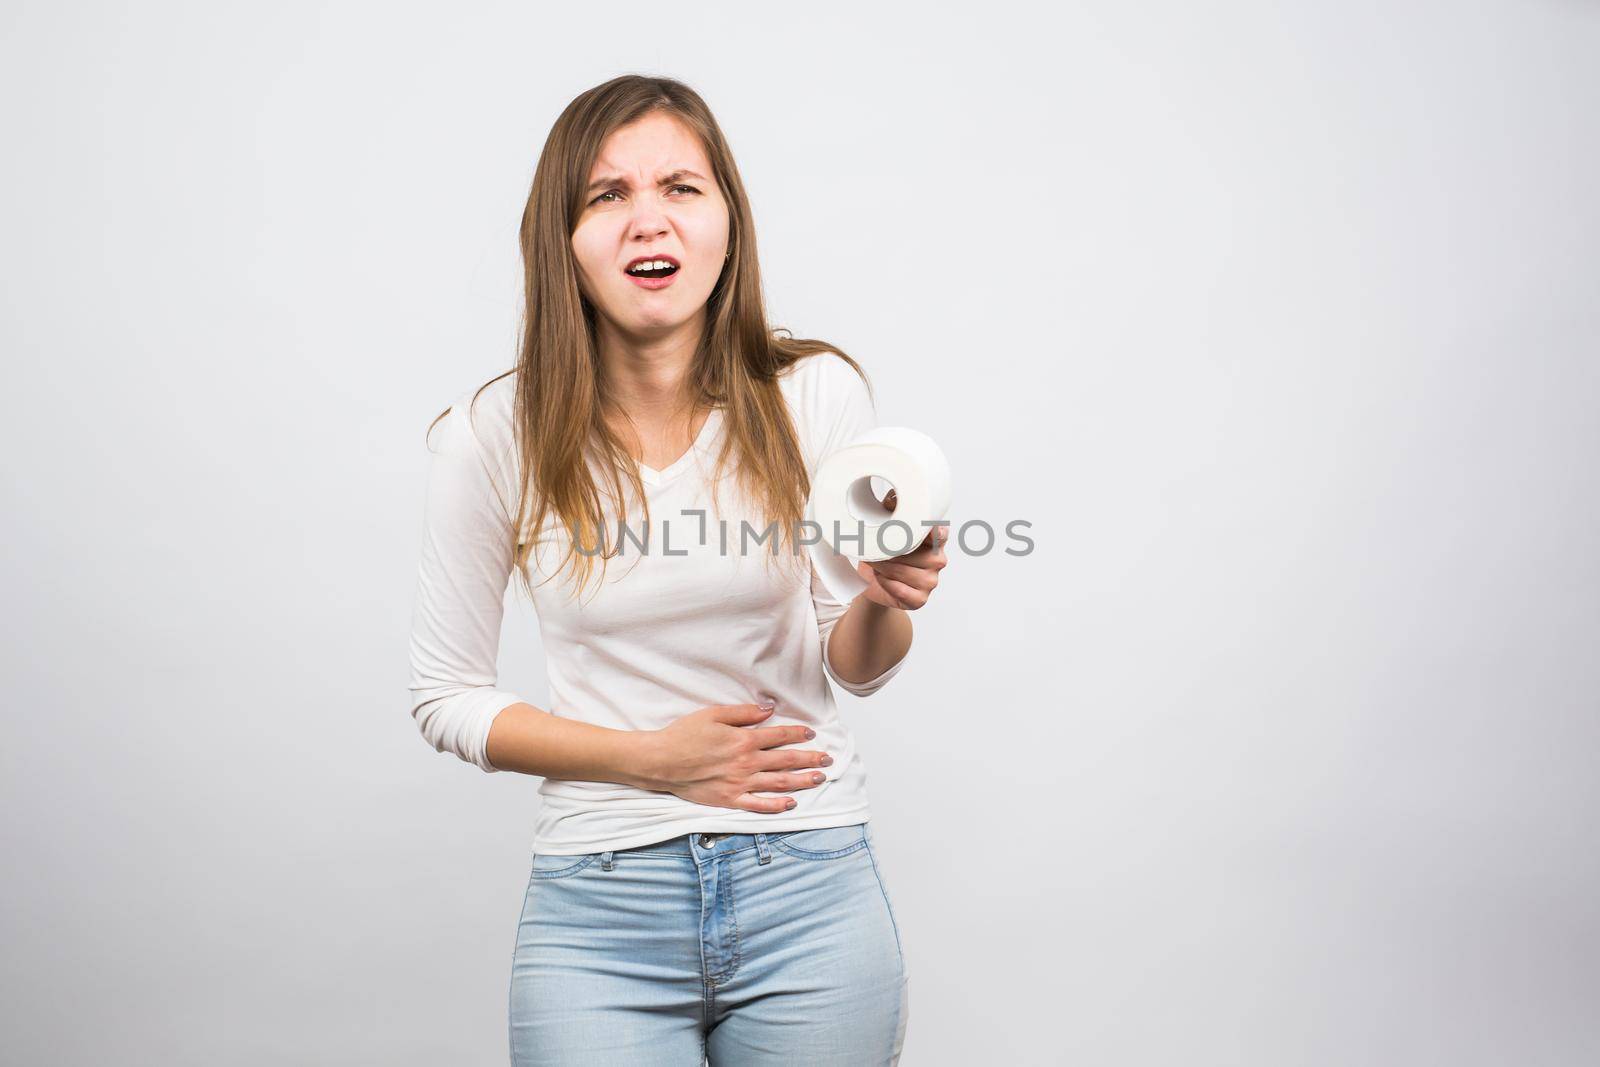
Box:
[628,259,675,274]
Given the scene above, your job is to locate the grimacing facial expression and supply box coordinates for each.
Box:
[571,111,732,337]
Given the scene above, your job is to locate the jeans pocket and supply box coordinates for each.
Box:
[529,851,598,879]
[769,823,868,860]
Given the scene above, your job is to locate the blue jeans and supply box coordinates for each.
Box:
[509,822,909,1065]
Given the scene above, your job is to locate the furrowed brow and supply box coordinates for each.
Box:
[586,169,709,193]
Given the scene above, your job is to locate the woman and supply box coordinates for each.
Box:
[406,74,946,1065]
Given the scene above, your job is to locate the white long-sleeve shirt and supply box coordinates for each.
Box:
[406,352,907,855]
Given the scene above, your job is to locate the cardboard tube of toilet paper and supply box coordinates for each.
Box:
[806,427,953,605]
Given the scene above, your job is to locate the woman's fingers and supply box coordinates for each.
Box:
[864,558,940,591]
[736,771,823,811]
[754,746,832,773]
[848,523,949,610]
[748,770,825,793]
[860,569,930,610]
[738,792,796,814]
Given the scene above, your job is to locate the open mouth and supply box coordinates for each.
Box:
[624,256,681,280]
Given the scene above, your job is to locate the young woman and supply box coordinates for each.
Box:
[406,74,946,1066]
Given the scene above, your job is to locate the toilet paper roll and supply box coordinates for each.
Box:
[805,427,953,605]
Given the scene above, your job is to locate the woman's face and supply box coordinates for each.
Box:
[571,111,731,340]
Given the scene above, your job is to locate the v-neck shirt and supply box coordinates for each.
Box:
[406,352,908,855]
[634,405,721,486]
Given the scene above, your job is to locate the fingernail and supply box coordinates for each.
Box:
[821,754,833,766]
[758,701,775,711]
[804,728,816,739]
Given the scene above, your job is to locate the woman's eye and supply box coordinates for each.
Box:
[590,185,700,206]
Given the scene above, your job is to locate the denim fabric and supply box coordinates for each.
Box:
[509,822,909,1065]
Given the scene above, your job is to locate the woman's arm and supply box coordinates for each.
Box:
[484,703,658,785]
[817,519,948,691]
[486,701,830,816]
[407,392,533,773]
[823,599,913,687]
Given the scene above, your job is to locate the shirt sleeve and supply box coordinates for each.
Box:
[805,354,909,697]
[405,392,532,773]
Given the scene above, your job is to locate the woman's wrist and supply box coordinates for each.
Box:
[618,728,668,792]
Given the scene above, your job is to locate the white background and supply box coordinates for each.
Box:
[3,1,1596,1063]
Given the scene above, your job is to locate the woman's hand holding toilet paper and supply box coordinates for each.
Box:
[804,426,952,607]
[855,488,948,611]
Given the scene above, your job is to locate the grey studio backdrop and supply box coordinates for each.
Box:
[2,2,1596,1064]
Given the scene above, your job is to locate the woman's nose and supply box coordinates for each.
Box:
[628,207,669,241]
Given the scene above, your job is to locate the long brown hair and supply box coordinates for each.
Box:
[431,74,872,602]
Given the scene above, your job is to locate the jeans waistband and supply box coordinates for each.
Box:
[620,831,768,857]
[606,824,863,860]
